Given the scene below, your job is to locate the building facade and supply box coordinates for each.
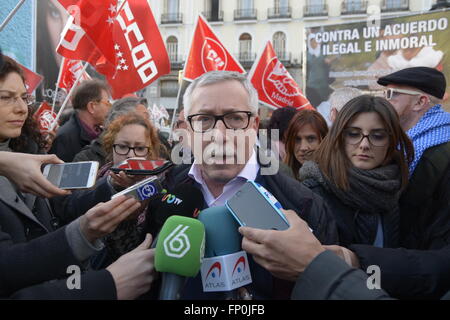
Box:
[144,0,443,114]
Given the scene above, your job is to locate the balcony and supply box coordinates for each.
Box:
[234,9,257,21]
[237,52,256,68]
[381,0,409,12]
[341,1,368,15]
[303,4,328,17]
[161,13,183,24]
[202,10,224,22]
[268,7,292,19]
[168,54,184,70]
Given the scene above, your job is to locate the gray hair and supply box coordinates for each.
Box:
[183,71,259,116]
[104,97,148,127]
[329,87,363,112]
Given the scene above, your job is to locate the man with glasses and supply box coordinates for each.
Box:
[377,66,450,251]
[154,71,337,299]
[50,79,112,162]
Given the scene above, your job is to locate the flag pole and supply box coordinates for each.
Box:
[49,62,88,131]
[0,0,26,32]
[52,57,65,113]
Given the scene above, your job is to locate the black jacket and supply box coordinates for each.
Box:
[50,176,114,225]
[302,179,399,248]
[0,225,116,299]
[73,138,106,168]
[399,142,450,250]
[155,162,338,299]
[49,113,95,162]
[0,174,116,299]
[291,250,393,300]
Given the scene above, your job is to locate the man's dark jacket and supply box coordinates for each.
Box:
[151,160,339,299]
[49,112,93,162]
[0,225,116,299]
[348,141,450,299]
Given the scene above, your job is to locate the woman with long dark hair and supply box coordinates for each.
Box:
[300,95,414,248]
[284,109,328,180]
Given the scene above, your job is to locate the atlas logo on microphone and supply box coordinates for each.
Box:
[201,251,252,292]
[163,224,191,258]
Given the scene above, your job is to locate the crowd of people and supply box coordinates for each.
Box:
[0,52,449,300]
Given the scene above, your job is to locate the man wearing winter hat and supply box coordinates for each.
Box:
[377,67,450,250]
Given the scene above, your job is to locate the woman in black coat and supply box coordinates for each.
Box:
[300,95,414,248]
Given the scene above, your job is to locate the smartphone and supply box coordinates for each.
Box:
[111,176,163,201]
[110,158,173,175]
[43,161,99,189]
[225,181,290,231]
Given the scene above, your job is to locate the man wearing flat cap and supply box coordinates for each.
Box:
[377,67,450,250]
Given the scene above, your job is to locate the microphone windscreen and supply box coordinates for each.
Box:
[198,206,241,258]
[153,184,204,226]
[155,215,205,277]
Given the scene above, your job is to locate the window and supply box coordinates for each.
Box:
[160,80,178,97]
[308,0,325,14]
[239,33,252,60]
[165,0,179,14]
[274,0,289,14]
[273,32,286,59]
[238,0,253,10]
[166,36,178,62]
[205,0,222,21]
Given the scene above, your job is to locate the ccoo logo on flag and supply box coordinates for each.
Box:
[201,37,228,72]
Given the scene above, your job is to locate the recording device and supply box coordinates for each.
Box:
[154,215,206,300]
[198,206,252,294]
[43,161,99,190]
[226,181,290,231]
[111,176,163,201]
[110,157,173,175]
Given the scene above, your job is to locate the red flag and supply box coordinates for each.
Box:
[33,102,57,133]
[6,55,44,93]
[105,0,170,98]
[57,59,91,92]
[57,0,118,66]
[248,42,312,110]
[184,15,245,81]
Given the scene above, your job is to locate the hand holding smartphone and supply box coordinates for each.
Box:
[226,181,290,231]
[43,161,99,190]
[110,157,173,175]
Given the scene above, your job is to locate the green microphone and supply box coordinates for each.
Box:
[155,215,205,299]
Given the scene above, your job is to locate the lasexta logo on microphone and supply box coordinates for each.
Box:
[163,224,191,258]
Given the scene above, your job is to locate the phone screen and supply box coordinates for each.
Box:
[46,162,97,189]
[226,182,289,230]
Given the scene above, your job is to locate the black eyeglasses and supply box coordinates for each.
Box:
[187,111,253,133]
[113,144,150,156]
[343,128,390,147]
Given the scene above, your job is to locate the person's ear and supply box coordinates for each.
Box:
[412,95,429,111]
[86,101,96,115]
[330,108,337,123]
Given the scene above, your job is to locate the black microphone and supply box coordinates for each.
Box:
[149,184,204,248]
[147,184,205,300]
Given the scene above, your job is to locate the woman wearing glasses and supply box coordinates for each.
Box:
[299,95,414,248]
[101,112,162,189]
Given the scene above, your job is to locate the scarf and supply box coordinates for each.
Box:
[300,161,402,245]
[0,139,11,152]
[299,161,402,215]
[407,104,450,176]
